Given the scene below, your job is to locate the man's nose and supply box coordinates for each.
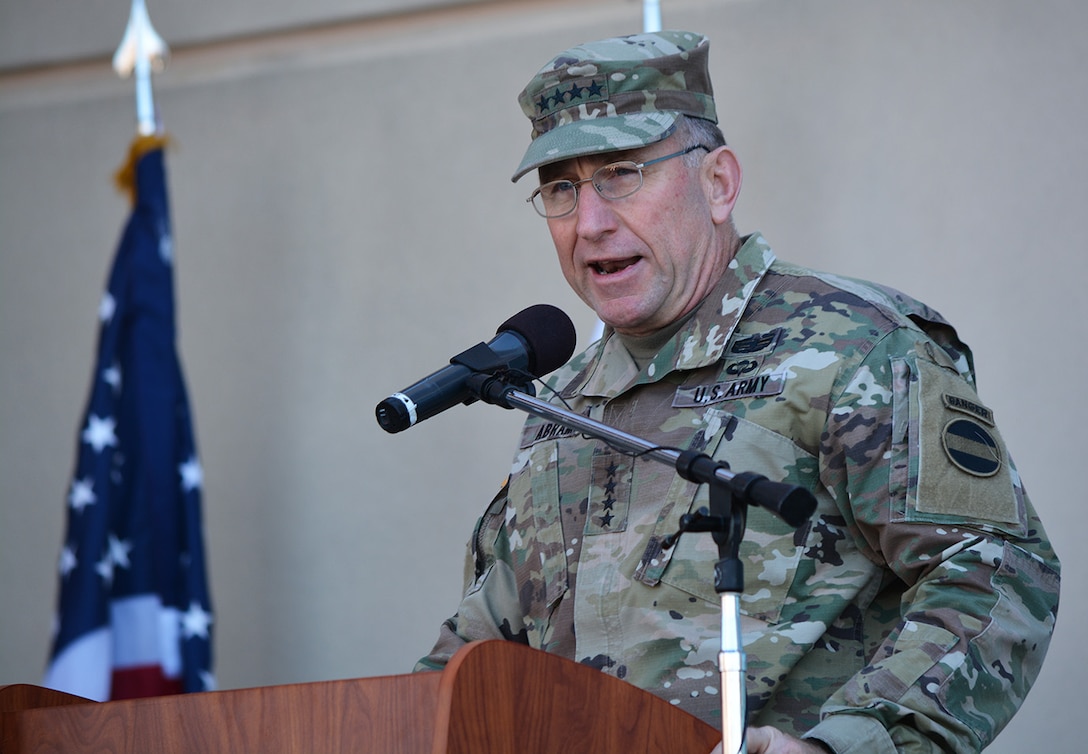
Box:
[574,183,618,238]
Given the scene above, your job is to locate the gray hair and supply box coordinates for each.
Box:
[676,115,727,166]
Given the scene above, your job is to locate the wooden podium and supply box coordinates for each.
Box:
[0,640,720,753]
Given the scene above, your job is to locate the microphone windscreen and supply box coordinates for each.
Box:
[498,304,577,376]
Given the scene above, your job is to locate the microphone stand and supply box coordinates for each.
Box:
[465,372,817,754]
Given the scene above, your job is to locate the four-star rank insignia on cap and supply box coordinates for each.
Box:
[534,76,609,119]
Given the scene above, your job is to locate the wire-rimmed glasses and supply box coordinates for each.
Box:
[527,144,711,218]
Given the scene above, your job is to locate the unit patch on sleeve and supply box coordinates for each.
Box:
[912,356,1021,526]
[942,417,1001,477]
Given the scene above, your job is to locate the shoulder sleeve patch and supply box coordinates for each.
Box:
[942,418,1001,477]
[912,352,1021,526]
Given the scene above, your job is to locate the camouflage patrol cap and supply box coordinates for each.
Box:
[512,30,717,182]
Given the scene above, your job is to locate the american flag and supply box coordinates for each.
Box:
[44,139,214,701]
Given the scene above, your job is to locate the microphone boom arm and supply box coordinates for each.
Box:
[470,379,815,527]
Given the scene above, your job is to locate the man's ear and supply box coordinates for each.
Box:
[704,146,742,225]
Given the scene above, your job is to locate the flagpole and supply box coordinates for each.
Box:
[587,3,664,346]
[640,6,749,754]
[643,0,662,32]
[112,0,169,135]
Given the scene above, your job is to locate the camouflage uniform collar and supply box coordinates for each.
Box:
[567,233,776,399]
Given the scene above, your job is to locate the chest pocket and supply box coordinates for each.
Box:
[656,414,816,625]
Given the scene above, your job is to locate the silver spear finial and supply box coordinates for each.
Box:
[113,0,169,135]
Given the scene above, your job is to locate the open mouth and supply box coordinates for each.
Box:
[592,258,639,275]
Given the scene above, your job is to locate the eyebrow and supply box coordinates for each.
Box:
[538,148,646,183]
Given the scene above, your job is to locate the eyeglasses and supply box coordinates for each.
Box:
[527,144,712,218]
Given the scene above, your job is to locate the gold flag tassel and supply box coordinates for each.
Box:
[113,133,171,206]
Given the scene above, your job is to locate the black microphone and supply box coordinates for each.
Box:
[375,304,577,434]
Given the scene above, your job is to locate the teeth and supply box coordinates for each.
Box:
[594,259,634,274]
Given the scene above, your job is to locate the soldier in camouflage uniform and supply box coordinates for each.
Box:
[415,31,1059,754]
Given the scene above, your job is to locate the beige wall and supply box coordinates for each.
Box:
[1,0,1082,749]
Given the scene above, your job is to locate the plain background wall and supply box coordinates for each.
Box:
[1,0,1083,750]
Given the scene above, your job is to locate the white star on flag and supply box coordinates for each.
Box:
[158,228,174,264]
[59,546,78,578]
[99,291,117,323]
[96,552,115,586]
[103,363,122,392]
[68,477,97,512]
[199,669,217,692]
[107,534,133,570]
[179,455,203,493]
[181,601,213,640]
[82,414,118,453]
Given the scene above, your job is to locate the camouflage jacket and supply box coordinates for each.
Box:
[417,234,1060,753]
